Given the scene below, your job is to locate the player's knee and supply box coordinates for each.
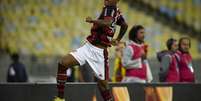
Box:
[59,57,65,65]
[58,60,67,72]
[57,56,67,67]
[98,80,108,89]
[101,80,108,85]
[59,55,75,68]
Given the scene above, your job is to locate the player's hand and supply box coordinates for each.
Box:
[144,44,148,54]
[111,39,119,46]
[141,44,148,60]
[53,96,65,101]
[86,17,93,23]
[141,50,147,60]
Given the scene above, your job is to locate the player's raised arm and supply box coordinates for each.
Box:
[112,14,128,46]
[86,0,120,27]
[116,18,128,42]
[86,16,113,27]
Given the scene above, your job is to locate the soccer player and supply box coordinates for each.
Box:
[54,0,128,101]
[175,37,195,82]
[121,25,152,83]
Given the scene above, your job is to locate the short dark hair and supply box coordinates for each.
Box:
[11,53,19,62]
[166,38,177,50]
[128,25,144,42]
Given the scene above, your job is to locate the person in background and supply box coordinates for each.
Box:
[79,63,96,82]
[157,38,179,82]
[112,42,126,82]
[121,25,152,83]
[66,67,75,82]
[7,53,28,82]
[176,37,195,82]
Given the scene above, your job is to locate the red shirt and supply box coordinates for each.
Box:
[126,42,147,80]
[175,50,195,82]
[166,54,180,82]
[87,6,126,47]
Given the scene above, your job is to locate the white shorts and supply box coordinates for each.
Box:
[70,42,109,80]
[121,76,146,83]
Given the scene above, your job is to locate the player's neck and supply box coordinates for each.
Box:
[178,49,189,54]
[105,5,117,7]
[134,39,144,44]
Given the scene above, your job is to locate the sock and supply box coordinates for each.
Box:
[57,63,67,98]
[100,89,114,101]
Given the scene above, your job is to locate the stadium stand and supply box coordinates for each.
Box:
[1,0,200,58]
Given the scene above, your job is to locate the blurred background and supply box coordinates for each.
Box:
[0,0,201,83]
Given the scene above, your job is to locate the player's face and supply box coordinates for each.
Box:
[137,29,145,42]
[180,39,190,53]
[104,0,118,6]
[171,41,178,51]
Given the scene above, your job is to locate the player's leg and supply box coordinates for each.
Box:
[57,54,79,98]
[97,49,114,101]
[97,79,114,101]
[82,43,113,101]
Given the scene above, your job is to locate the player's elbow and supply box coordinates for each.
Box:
[121,22,128,29]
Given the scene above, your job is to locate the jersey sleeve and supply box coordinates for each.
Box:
[160,55,171,76]
[116,15,126,25]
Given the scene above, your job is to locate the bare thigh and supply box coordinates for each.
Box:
[60,54,80,67]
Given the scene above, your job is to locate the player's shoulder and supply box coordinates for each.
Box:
[104,5,119,10]
[102,6,122,16]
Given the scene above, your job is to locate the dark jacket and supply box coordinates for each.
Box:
[7,62,28,82]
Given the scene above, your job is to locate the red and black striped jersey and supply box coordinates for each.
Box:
[87,6,126,47]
